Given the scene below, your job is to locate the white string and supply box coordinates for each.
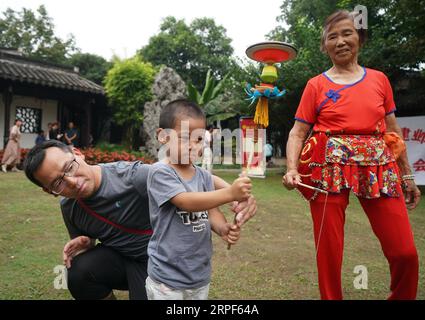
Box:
[315,192,328,258]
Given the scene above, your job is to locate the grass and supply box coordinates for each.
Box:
[0,171,424,300]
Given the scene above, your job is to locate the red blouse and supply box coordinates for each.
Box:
[294,67,396,133]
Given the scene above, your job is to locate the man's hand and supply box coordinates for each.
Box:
[219,222,241,245]
[231,195,257,227]
[63,236,94,268]
[403,180,421,210]
[230,176,252,202]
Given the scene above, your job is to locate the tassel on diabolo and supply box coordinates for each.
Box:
[245,42,297,128]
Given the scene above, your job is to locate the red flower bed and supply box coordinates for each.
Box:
[0,148,154,166]
[0,148,30,164]
[80,148,154,165]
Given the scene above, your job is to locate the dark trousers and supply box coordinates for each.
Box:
[67,245,148,300]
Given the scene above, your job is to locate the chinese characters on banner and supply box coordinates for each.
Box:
[239,117,266,178]
[397,116,425,185]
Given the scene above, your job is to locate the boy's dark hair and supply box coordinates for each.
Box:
[159,99,206,129]
[24,140,72,188]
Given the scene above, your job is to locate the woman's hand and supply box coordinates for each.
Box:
[282,169,302,190]
[403,180,421,210]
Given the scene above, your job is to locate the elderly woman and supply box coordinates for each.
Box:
[282,10,421,300]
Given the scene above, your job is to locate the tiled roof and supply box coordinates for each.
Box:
[0,51,104,95]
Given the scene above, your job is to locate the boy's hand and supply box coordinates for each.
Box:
[219,223,241,245]
[231,176,252,201]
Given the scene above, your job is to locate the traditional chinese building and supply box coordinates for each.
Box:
[0,48,106,149]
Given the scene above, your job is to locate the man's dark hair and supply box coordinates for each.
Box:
[24,140,72,188]
[159,99,206,129]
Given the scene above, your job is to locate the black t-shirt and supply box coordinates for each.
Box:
[61,161,151,261]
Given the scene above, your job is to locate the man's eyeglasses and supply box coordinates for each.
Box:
[50,159,79,195]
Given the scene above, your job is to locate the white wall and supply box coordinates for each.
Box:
[9,95,58,149]
[0,98,4,149]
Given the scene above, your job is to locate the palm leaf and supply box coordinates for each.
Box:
[207,112,237,122]
[187,82,201,104]
[210,73,229,101]
[200,69,215,105]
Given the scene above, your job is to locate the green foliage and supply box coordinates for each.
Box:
[103,56,155,148]
[188,69,229,105]
[187,69,240,123]
[265,0,425,154]
[68,53,112,85]
[139,16,235,91]
[0,5,78,64]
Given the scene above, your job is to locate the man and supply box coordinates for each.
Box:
[64,122,79,147]
[24,140,257,300]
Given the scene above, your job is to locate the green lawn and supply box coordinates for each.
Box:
[0,171,424,300]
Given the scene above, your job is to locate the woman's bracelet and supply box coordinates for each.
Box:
[402,174,415,181]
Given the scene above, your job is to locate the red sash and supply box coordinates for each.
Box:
[77,199,153,236]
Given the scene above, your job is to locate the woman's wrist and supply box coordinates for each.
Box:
[401,174,415,182]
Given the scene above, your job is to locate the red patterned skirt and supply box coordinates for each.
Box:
[298,132,401,201]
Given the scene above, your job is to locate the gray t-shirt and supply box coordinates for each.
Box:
[61,161,151,261]
[147,161,214,289]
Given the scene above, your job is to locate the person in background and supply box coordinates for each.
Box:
[35,130,46,145]
[65,122,79,147]
[1,119,23,173]
[49,122,63,142]
[201,124,214,172]
[46,123,53,140]
[264,140,273,167]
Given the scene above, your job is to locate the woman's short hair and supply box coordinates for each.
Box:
[320,10,367,53]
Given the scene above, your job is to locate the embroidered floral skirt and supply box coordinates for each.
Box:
[299,133,400,199]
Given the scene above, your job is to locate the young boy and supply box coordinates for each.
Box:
[146,99,252,300]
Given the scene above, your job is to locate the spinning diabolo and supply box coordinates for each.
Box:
[245,41,297,128]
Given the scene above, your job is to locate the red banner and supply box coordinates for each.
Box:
[240,117,266,178]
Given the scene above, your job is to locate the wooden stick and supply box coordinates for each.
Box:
[297,182,328,194]
[227,166,249,250]
[227,214,238,250]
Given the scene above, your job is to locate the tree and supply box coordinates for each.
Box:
[103,56,155,149]
[68,53,112,85]
[0,5,78,64]
[139,16,236,91]
[265,0,425,155]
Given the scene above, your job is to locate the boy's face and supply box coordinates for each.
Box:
[158,117,206,165]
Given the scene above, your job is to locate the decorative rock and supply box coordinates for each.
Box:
[143,67,187,159]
